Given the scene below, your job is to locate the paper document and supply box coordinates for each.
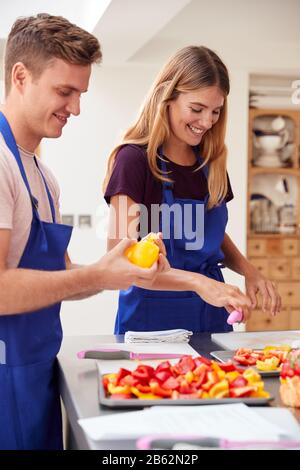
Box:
[78,403,284,442]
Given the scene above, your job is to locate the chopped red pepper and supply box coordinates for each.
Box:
[116,368,131,385]
[155,370,172,383]
[132,365,154,383]
[179,379,193,394]
[194,356,212,367]
[230,376,248,388]
[135,383,152,393]
[230,386,256,398]
[161,376,180,391]
[155,361,172,373]
[110,393,132,399]
[218,361,236,372]
[149,380,172,397]
[173,356,195,375]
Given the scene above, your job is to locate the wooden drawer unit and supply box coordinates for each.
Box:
[247,109,300,332]
[246,309,289,331]
[282,239,299,256]
[268,259,291,280]
[291,259,300,279]
[277,282,300,306]
[289,309,300,329]
[266,239,282,256]
[249,258,269,277]
[248,239,266,257]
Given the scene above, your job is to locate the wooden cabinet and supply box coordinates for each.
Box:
[246,108,300,331]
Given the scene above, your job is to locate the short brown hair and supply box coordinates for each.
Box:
[5,13,102,95]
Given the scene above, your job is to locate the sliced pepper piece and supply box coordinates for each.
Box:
[107,383,131,395]
[149,380,172,398]
[256,356,280,371]
[208,380,229,398]
[130,387,160,400]
[229,386,257,398]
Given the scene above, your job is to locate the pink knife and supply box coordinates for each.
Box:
[77,349,188,360]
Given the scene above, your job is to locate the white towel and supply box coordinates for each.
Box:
[124,329,193,343]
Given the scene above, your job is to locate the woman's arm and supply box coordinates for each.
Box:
[107,195,253,317]
[221,233,281,315]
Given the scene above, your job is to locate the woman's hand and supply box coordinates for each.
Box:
[244,266,281,316]
[193,274,253,320]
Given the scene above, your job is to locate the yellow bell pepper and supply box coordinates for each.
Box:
[107,383,131,395]
[208,380,229,398]
[130,386,160,400]
[256,356,280,371]
[104,373,118,384]
[263,345,291,353]
[225,371,241,383]
[184,370,194,384]
[250,389,270,398]
[243,368,261,383]
[125,234,159,268]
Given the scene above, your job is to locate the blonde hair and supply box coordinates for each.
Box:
[103,46,230,208]
[5,13,102,96]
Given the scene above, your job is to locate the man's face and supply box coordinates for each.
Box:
[22,58,91,140]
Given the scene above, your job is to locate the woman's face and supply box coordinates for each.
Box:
[167,86,225,146]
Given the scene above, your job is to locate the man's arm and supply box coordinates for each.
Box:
[64,252,103,301]
[0,229,167,315]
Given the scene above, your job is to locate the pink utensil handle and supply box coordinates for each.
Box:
[227,310,243,325]
[131,352,185,360]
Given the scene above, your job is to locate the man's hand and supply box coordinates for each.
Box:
[93,238,170,291]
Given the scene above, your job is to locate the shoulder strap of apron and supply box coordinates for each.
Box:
[34,157,56,223]
[158,147,175,256]
[194,151,210,206]
[0,112,56,223]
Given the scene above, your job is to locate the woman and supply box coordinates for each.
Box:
[103,46,281,334]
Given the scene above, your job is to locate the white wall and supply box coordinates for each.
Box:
[42,64,159,335]
[0,80,3,103]
[26,1,300,336]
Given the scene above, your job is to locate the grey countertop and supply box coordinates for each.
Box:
[58,333,300,450]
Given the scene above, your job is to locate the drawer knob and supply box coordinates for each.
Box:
[288,291,293,296]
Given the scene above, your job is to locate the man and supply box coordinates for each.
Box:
[0,13,168,450]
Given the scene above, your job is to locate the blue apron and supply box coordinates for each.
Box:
[114,149,232,334]
[0,112,72,450]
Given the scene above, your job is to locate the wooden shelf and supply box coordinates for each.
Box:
[247,107,300,331]
[248,167,299,174]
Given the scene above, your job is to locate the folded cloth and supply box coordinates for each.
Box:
[124,329,193,343]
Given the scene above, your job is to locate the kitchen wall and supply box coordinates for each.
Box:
[42,51,299,337]
[1,1,300,335]
[42,64,159,335]
[41,63,250,336]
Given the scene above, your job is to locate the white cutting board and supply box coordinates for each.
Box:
[211,330,300,350]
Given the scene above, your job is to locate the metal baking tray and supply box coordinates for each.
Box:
[210,350,281,377]
[97,369,274,409]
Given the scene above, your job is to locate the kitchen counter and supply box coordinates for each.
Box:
[58,333,300,450]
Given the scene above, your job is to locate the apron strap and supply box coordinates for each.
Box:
[0,112,56,223]
[159,148,175,257]
[0,112,50,251]
[34,157,56,223]
[0,112,34,204]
